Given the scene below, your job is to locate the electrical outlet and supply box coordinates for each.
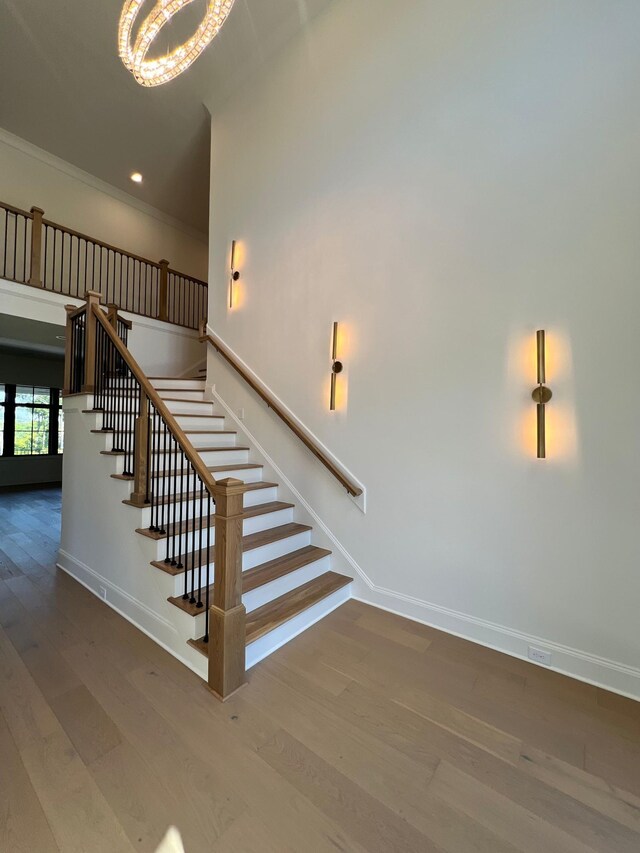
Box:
[99,585,107,601]
[528,646,551,666]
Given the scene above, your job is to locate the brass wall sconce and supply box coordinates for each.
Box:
[532,330,552,458]
[330,321,343,411]
[229,240,240,308]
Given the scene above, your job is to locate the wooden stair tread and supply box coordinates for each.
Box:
[188,571,351,656]
[160,397,214,405]
[168,545,332,616]
[174,414,224,420]
[151,462,264,480]
[92,429,237,436]
[245,572,351,644]
[102,446,250,458]
[122,481,278,509]
[150,523,312,575]
[136,501,294,540]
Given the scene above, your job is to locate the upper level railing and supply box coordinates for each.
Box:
[64,292,246,701]
[199,323,363,498]
[0,199,207,330]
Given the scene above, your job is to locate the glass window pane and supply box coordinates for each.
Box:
[14,406,49,455]
[16,385,34,404]
[33,408,50,454]
[0,403,4,455]
[34,387,51,404]
[0,383,5,403]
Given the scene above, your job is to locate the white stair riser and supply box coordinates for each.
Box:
[133,486,279,527]
[99,440,246,467]
[188,432,236,448]
[169,529,312,596]
[148,467,259,494]
[242,486,278,507]
[245,585,351,670]
[172,556,333,639]
[164,400,215,416]
[157,390,206,401]
[175,415,224,430]
[149,378,205,391]
[149,507,294,561]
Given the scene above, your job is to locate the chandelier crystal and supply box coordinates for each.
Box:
[118,0,235,87]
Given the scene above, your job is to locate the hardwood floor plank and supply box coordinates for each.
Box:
[256,729,437,853]
[1,486,638,853]
[429,760,600,853]
[0,709,60,853]
[0,626,134,852]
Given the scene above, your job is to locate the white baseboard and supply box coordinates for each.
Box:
[210,385,640,703]
[353,586,640,702]
[56,549,203,678]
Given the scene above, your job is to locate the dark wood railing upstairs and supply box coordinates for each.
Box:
[0,199,207,330]
[64,293,245,701]
[199,323,363,498]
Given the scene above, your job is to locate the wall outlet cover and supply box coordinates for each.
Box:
[528,646,551,666]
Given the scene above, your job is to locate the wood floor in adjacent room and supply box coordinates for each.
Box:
[1,487,639,853]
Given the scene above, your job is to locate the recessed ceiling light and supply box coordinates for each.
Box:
[55,335,66,341]
[130,172,143,183]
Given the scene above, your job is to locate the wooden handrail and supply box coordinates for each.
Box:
[0,200,33,219]
[93,306,219,495]
[200,325,363,498]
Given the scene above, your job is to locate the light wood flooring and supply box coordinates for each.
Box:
[1,486,639,852]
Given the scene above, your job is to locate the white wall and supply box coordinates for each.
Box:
[0,128,207,280]
[0,279,203,378]
[205,0,640,697]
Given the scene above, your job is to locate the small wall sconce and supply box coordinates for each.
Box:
[330,321,343,411]
[229,240,240,308]
[531,330,552,458]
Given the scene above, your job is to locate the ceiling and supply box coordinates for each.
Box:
[0,0,334,234]
[0,315,66,358]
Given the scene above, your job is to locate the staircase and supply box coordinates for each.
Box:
[130,374,352,669]
[61,294,353,698]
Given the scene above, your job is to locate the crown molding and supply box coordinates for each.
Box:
[0,126,207,242]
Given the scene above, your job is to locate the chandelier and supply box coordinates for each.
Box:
[118,0,236,87]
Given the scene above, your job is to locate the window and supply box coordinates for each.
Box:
[0,384,63,457]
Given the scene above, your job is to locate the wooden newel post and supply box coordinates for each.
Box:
[159,259,169,323]
[208,478,247,701]
[28,207,44,287]
[130,389,150,506]
[82,291,102,393]
[63,304,76,395]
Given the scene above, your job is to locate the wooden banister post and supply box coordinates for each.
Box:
[106,303,119,330]
[63,304,76,395]
[130,389,150,506]
[208,478,247,701]
[28,206,44,287]
[82,291,102,393]
[158,259,169,323]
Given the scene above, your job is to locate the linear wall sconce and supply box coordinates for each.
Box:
[531,329,552,458]
[330,322,343,411]
[229,240,240,308]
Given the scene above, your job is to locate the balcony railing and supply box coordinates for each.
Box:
[0,200,207,330]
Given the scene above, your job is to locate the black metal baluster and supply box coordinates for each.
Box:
[204,491,211,642]
[150,407,159,531]
[197,481,204,608]
[189,464,196,604]
[159,420,167,537]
